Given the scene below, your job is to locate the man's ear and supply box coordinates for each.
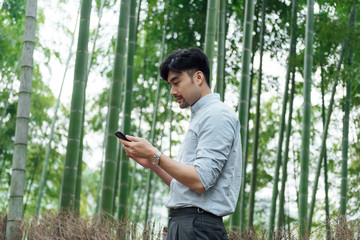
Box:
[194,71,205,85]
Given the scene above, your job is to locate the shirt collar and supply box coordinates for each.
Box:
[191,93,220,116]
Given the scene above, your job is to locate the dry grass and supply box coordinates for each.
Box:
[0,212,164,240]
[0,215,6,240]
[24,212,126,240]
[228,227,297,240]
[0,213,359,239]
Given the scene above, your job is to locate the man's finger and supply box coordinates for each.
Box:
[119,138,132,145]
[125,135,140,141]
[126,153,135,159]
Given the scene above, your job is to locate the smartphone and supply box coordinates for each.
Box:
[114,131,131,142]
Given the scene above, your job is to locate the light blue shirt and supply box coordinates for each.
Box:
[165,93,242,216]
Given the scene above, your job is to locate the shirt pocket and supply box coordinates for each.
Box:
[179,128,198,165]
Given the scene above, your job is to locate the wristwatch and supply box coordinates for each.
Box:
[152,151,162,166]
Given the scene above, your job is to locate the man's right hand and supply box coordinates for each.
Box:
[119,135,158,169]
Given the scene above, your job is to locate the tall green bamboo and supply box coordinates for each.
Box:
[143,1,169,225]
[215,0,226,100]
[144,47,166,226]
[307,46,345,230]
[319,43,331,240]
[240,51,256,233]
[100,0,130,216]
[298,0,314,237]
[340,2,356,224]
[148,96,171,219]
[75,0,108,214]
[126,0,143,221]
[276,0,298,231]
[95,102,110,215]
[59,0,92,210]
[118,0,137,220]
[6,0,37,239]
[144,79,161,225]
[127,91,145,220]
[36,9,79,215]
[340,61,351,223]
[266,4,298,236]
[134,170,147,222]
[267,51,290,238]
[231,0,256,231]
[118,0,143,216]
[248,0,266,229]
[278,72,296,229]
[131,38,151,223]
[204,0,218,86]
[307,6,355,230]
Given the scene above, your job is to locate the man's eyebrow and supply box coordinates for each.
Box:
[168,76,179,83]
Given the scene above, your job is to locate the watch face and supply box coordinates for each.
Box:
[152,157,159,165]
[152,151,161,165]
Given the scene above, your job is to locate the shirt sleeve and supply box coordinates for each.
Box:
[194,112,236,191]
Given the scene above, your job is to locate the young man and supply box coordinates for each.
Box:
[119,47,242,239]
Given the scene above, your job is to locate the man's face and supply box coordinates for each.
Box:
[167,70,202,109]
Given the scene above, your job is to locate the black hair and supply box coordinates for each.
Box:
[159,47,210,86]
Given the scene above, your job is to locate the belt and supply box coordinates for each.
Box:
[169,207,222,220]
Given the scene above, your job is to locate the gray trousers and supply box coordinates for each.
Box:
[165,207,228,240]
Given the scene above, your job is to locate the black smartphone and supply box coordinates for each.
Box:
[114,131,131,142]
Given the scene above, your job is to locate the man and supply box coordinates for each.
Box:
[119,47,242,239]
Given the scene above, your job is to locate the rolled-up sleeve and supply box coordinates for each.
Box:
[194,113,235,190]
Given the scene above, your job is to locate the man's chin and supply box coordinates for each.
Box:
[179,102,189,109]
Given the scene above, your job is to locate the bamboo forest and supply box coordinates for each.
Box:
[0,0,359,239]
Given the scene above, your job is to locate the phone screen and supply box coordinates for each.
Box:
[114,131,131,142]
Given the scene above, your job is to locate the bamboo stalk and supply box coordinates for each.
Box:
[6,0,37,238]
[231,0,256,231]
[100,0,130,216]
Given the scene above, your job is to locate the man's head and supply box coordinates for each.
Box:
[160,47,210,86]
[159,47,211,108]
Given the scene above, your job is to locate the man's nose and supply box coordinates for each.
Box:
[170,86,176,96]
